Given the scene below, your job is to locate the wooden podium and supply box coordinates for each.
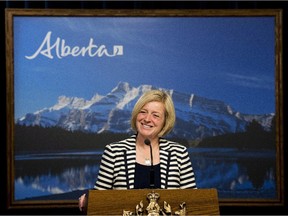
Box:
[87,188,220,215]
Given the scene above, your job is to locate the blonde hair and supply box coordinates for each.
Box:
[131,89,175,137]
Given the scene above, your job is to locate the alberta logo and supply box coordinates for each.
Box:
[25,31,124,60]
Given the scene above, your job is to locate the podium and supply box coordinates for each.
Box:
[87,188,220,215]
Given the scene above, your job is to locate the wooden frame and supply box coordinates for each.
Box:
[6,9,283,209]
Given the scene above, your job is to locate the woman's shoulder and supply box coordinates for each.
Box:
[106,134,137,150]
[159,138,187,151]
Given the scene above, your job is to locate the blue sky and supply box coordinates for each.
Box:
[13,16,276,119]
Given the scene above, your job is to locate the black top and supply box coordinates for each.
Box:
[134,163,161,189]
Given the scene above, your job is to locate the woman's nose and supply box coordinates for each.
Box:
[144,113,151,121]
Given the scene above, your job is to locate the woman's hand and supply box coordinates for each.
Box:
[78,193,87,212]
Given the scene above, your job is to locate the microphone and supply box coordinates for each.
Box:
[144,138,154,188]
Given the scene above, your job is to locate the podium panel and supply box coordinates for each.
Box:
[87,188,219,215]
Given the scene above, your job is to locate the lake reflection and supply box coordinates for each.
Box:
[14,148,276,200]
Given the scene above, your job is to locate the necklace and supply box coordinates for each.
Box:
[137,145,152,165]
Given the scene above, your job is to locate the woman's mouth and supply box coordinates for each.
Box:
[141,122,152,129]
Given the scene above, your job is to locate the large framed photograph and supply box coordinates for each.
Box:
[6,9,283,208]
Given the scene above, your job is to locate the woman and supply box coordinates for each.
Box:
[79,89,197,210]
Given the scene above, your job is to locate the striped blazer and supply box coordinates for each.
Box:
[94,134,197,190]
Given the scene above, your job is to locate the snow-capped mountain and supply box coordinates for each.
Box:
[16,82,274,140]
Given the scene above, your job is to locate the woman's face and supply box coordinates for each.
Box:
[136,101,166,139]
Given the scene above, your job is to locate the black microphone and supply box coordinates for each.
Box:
[144,138,154,188]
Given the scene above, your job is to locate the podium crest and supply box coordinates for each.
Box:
[123,191,186,216]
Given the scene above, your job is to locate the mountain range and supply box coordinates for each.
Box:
[16,82,274,140]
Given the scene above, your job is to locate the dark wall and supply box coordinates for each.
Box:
[1,1,287,215]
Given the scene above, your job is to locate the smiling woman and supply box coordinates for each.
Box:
[78,89,197,211]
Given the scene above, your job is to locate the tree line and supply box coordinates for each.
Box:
[14,125,129,154]
[14,117,276,154]
[198,118,276,150]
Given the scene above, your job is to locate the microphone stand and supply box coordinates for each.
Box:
[144,139,155,189]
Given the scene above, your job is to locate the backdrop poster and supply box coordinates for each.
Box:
[6,9,283,208]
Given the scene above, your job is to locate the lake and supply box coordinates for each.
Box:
[14,147,276,200]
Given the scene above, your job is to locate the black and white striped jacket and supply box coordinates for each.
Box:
[94,134,197,190]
